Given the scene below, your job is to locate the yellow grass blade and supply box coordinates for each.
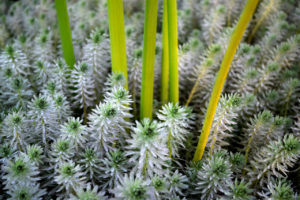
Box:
[193,0,259,162]
[107,0,128,89]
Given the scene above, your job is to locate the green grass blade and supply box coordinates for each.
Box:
[55,0,75,69]
[193,0,259,162]
[107,0,128,89]
[168,0,179,103]
[140,0,159,120]
[160,0,169,105]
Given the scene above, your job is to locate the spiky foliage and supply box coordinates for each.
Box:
[202,5,226,45]
[78,147,101,185]
[229,152,246,174]
[247,135,300,185]
[2,154,41,191]
[27,95,58,151]
[248,0,282,42]
[60,117,88,150]
[52,93,72,123]
[150,175,168,199]
[55,160,86,194]
[166,169,189,198]
[25,144,43,166]
[88,101,131,154]
[195,153,233,199]
[0,45,30,77]
[187,43,223,107]
[225,179,254,200]
[259,178,297,199]
[278,78,299,116]
[293,114,300,137]
[99,149,128,189]
[126,119,169,177]
[0,143,15,164]
[104,86,133,111]
[253,35,300,95]
[238,94,261,124]
[0,0,300,199]
[0,76,33,108]
[157,103,193,158]
[127,48,143,118]
[51,60,69,94]
[178,35,203,101]
[105,72,127,90]
[83,29,111,98]
[33,60,54,89]
[33,31,53,62]
[1,111,27,151]
[6,182,46,200]
[243,110,273,164]
[258,12,289,56]
[227,45,261,94]
[185,160,203,193]
[49,138,75,170]
[112,173,150,200]
[70,62,96,122]
[68,183,106,200]
[206,94,242,154]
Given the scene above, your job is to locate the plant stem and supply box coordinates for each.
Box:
[142,149,149,177]
[55,0,75,69]
[168,0,179,103]
[185,64,210,106]
[15,129,24,152]
[168,129,172,158]
[140,0,159,120]
[244,123,261,166]
[247,0,275,43]
[283,91,292,116]
[227,0,236,26]
[160,0,169,105]
[193,0,259,162]
[107,0,128,90]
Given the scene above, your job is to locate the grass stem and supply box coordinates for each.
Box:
[55,0,75,69]
[140,0,159,120]
[193,0,259,162]
[107,0,128,89]
[160,0,169,105]
[168,0,179,103]
[247,0,274,43]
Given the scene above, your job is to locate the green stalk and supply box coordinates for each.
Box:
[160,0,169,105]
[140,0,159,120]
[107,0,128,89]
[193,0,259,162]
[168,0,179,103]
[55,0,75,69]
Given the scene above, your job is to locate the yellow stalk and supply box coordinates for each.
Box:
[107,0,128,89]
[193,0,259,162]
